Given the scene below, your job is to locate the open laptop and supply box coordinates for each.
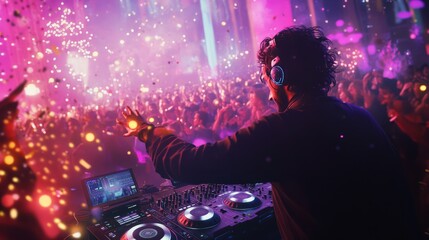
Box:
[81,168,140,212]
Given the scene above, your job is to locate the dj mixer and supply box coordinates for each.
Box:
[85,183,278,240]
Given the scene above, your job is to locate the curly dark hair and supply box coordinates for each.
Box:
[257,25,338,94]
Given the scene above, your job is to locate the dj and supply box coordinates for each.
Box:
[120,26,420,239]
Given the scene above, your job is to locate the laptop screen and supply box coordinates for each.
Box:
[82,169,139,208]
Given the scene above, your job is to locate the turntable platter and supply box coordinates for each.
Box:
[177,205,220,229]
[223,191,262,210]
[121,223,174,240]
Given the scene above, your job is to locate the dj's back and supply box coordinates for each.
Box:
[269,97,421,239]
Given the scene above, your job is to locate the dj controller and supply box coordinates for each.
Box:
[86,183,278,240]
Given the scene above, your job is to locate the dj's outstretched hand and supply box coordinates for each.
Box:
[1,80,27,142]
[118,106,151,137]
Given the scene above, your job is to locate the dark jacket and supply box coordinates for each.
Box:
[146,96,420,240]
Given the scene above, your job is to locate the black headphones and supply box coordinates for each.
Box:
[260,38,286,86]
[270,56,285,86]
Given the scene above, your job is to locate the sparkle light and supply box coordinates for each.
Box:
[78,159,91,169]
[8,142,16,149]
[58,222,67,230]
[4,155,14,165]
[85,132,95,142]
[2,194,15,208]
[420,84,427,92]
[10,208,18,219]
[24,83,41,96]
[39,195,52,208]
[44,8,93,58]
[36,52,44,59]
[25,195,33,202]
[72,231,82,239]
[128,120,138,129]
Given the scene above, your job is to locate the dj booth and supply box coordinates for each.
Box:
[78,169,280,240]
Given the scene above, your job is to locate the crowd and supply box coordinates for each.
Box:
[334,63,429,236]
[0,61,428,238]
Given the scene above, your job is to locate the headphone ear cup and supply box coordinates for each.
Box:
[270,65,285,86]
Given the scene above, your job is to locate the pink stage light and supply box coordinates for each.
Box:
[335,19,344,27]
[367,45,376,55]
[409,0,425,9]
[24,83,41,96]
[396,11,412,19]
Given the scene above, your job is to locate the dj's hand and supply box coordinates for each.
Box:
[118,106,151,137]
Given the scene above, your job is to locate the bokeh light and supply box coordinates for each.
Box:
[10,208,18,219]
[84,132,95,142]
[72,231,82,239]
[78,159,91,169]
[4,155,15,165]
[2,194,15,208]
[24,83,41,96]
[39,195,52,208]
[128,120,138,129]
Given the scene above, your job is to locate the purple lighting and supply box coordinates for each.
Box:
[335,19,344,27]
[396,11,412,19]
[409,0,425,9]
[367,45,376,55]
